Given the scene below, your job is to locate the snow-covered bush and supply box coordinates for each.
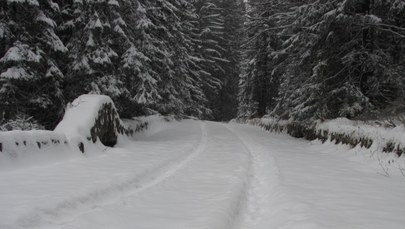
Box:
[242,117,405,158]
[0,130,76,170]
[0,94,147,170]
[0,115,44,131]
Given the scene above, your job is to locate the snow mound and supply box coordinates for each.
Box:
[316,118,405,153]
[240,117,405,175]
[124,115,177,138]
[0,94,146,170]
[0,130,79,170]
[55,94,134,153]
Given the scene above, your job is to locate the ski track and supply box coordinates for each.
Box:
[12,122,207,229]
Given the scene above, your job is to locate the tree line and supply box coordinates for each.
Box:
[238,0,405,122]
[0,0,244,130]
[1,0,404,131]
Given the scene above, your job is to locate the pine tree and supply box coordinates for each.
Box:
[62,0,130,110]
[0,0,66,129]
[214,0,244,121]
[273,0,405,121]
[133,0,211,118]
[238,0,288,119]
[193,0,225,119]
[120,0,161,116]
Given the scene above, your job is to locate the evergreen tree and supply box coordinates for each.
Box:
[134,0,210,118]
[192,0,244,121]
[238,0,405,121]
[214,0,244,121]
[0,0,66,129]
[238,0,289,119]
[62,0,130,110]
[120,0,160,116]
[193,0,225,119]
[274,0,405,121]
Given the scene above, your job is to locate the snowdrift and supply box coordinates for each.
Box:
[239,117,405,175]
[55,95,135,153]
[243,117,405,156]
[0,94,146,170]
[0,130,76,170]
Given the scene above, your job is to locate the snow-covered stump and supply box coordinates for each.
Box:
[55,95,134,153]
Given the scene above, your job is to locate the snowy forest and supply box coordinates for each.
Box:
[2,1,405,228]
[1,0,405,130]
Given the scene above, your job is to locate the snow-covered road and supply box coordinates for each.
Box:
[1,120,405,229]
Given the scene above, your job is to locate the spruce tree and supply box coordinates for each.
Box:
[63,0,130,109]
[273,0,405,121]
[0,0,66,129]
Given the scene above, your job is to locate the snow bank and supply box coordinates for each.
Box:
[55,94,134,153]
[0,94,181,170]
[124,115,177,137]
[0,94,148,170]
[239,117,405,175]
[0,130,79,170]
[316,118,405,154]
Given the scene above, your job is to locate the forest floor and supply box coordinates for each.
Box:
[1,120,405,229]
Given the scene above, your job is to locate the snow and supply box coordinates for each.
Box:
[365,14,382,24]
[7,0,39,6]
[48,0,60,11]
[108,0,119,6]
[91,48,118,64]
[247,116,405,174]
[124,115,176,138]
[0,130,78,171]
[1,120,405,229]
[44,29,68,52]
[114,17,126,27]
[0,67,33,80]
[86,33,95,47]
[73,56,92,72]
[113,25,126,36]
[94,75,128,98]
[122,45,150,69]
[0,42,41,63]
[231,123,405,229]
[316,118,405,149]
[55,94,126,148]
[94,18,103,29]
[36,11,57,28]
[86,14,103,30]
[0,23,10,39]
[45,64,63,78]
[0,95,141,171]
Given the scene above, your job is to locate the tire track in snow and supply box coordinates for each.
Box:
[225,124,317,229]
[16,122,208,229]
[225,124,271,229]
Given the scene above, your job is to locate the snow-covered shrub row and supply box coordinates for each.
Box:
[242,117,405,157]
[0,115,44,131]
[0,95,151,169]
[55,95,136,153]
[123,115,178,138]
[0,130,79,170]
